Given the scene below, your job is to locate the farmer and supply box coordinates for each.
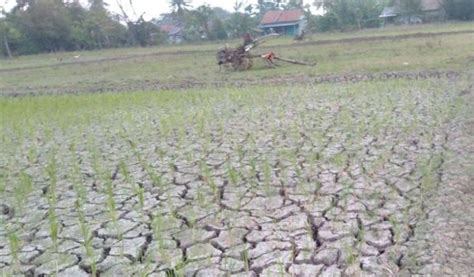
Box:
[243,33,253,47]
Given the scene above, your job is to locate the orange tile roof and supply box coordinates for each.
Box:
[160,24,176,33]
[260,9,304,25]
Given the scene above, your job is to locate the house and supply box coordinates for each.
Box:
[259,9,306,36]
[160,24,183,44]
[380,0,445,23]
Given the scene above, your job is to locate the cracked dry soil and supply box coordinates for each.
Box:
[1,78,473,276]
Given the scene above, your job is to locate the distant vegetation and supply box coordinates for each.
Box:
[1,0,472,57]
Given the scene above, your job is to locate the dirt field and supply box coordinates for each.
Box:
[1,24,473,276]
[1,23,473,96]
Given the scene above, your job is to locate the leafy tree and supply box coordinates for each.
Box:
[169,0,191,16]
[256,0,280,16]
[211,18,228,40]
[1,12,39,55]
[67,2,96,49]
[303,6,318,33]
[87,0,127,48]
[226,12,257,38]
[11,0,34,13]
[398,0,422,14]
[285,0,305,9]
[191,5,214,39]
[443,0,474,20]
[0,18,13,58]
[315,0,385,31]
[1,0,134,56]
[264,0,285,9]
[212,7,232,20]
[127,16,161,46]
[16,0,74,52]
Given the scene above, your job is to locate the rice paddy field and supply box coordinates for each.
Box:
[1,23,473,276]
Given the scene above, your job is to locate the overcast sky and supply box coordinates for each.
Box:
[1,0,318,20]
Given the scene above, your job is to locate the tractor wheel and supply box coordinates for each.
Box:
[231,60,240,71]
[247,58,254,70]
[238,58,252,71]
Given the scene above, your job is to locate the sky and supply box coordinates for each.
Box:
[1,1,318,20]
[106,0,260,20]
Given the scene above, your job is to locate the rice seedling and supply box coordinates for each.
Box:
[119,159,145,216]
[263,158,272,196]
[344,243,358,265]
[241,249,250,273]
[419,154,443,193]
[26,146,38,164]
[45,155,59,252]
[340,180,353,212]
[248,158,258,190]
[75,199,97,276]
[199,161,218,201]
[277,259,285,276]
[14,170,33,212]
[0,172,5,195]
[389,215,401,245]
[103,173,118,227]
[227,163,240,186]
[141,157,163,189]
[152,213,171,267]
[7,233,20,272]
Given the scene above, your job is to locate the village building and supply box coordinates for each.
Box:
[159,24,183,44]
[259,9,307,36]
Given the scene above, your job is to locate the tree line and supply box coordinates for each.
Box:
[1,0,472,57]
[1,0,164,57]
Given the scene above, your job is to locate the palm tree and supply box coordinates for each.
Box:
[169,0,191,16]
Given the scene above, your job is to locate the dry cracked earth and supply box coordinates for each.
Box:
[1,78,473,276]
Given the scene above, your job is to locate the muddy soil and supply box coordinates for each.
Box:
[2,70,461,97]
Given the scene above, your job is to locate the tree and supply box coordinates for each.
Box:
[169,0,191,17]
[212,7,231,20]
[285,0,304,9]
[211,18,228,40]
[0,18,13,58]
[11,0,34,13]
[265,0,285,9]
[398,0,422,14]
[17,0,74,52]
[256,0,280,16]
[0,0,134,55]
[443,0,474,20]
[86,0,128,48]
[67,1,96,49]
[191,5,214,39]
[225,2,255,38]
[127,16,161,46]
[90,0,106,10]
[315,0,385,31]
[302,5,317,33]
